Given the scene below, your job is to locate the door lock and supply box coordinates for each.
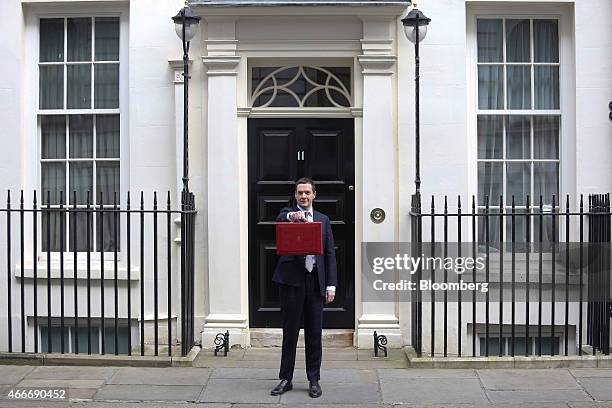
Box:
[348,185,354,191]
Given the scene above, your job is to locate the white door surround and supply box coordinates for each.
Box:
[194,4,409,348]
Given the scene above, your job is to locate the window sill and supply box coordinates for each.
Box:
[14,263,140,281]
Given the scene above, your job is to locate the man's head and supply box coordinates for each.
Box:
[295,177,316,210]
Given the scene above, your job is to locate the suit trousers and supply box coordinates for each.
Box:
[278,268,324,382]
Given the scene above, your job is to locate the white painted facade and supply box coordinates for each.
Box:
[0,0,610,354]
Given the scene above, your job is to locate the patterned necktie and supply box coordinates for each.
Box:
[304,211,315,272]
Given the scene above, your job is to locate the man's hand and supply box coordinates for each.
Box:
[288,211,306,221]
[325,290,335,304]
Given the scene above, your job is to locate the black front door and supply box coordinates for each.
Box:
[248,118,355,328]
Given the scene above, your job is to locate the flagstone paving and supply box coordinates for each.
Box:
[0,348,611,407]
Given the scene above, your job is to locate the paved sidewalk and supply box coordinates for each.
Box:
[1,348,612,407]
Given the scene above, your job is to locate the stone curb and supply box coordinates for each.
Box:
[403,346,612,368]
[0,346,200,368]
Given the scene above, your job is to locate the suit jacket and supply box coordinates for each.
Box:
[272,206,337,296]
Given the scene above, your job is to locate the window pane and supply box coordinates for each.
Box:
[507,162,531,206]
[478,162,502,206]
[73,326,99,354]
[69,162,93,205]
[41,167,66,252]
[269,90,299,107]
[41,163,66,205]
[67,65,92,109]
[478,209,501,251]
[534,163,559,205]
[39,66,64,109]
[96,162,120,203]
[40,326,70,353]
[538,337,560,355]
[534,209,560,252]
[478,66,504,110]
[96,162,120,250]
[40,19,64,62]
[94,64,119,109]
[480,337,502,356]
[534,116,559,159]
[506,116,530,159]
[507,66,531,109]
[69,115,93,158]
[42,210,66,252]
[534,20,559,63]
[509,337,533,355]
[96,203,120,251]
[69,210,92,252]
[534,66,559,109]
[506,19,530,62]
[103,326,129,354]
[96,115,120,158]
[251,67,279,107]
[477,19,503,62]
[505,209,528,250]
[67,18,92,62]
[95,17,120,61]
[41,116,66,159]
[326,66,351,95]
[477,115,503,159]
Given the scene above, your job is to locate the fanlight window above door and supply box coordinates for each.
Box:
[251,66,352,108]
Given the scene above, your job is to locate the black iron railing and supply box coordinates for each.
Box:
[410,193,611,358]
[1,190,196,357]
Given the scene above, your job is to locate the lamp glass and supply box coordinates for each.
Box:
[174,21,199,42]
[404,24,428,44]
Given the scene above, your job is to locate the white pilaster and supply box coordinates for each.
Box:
[200,17,248,347]
[356,17,401,348]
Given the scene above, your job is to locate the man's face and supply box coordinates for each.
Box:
[295,183,316,209]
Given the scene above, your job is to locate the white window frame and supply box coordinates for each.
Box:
[466,3,576,244]
[23,3,129,263]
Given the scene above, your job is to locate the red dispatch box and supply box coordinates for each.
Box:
[276,222,323,256]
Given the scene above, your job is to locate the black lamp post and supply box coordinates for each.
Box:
[172,5,201,194]
[402,7,431,197]
[402,5,430,358]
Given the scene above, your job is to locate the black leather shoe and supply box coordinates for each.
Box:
[308,380,322,398]
[270,379,293,396]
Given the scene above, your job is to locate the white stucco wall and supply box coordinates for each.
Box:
[574,0,612,195]
[0,0,610,352]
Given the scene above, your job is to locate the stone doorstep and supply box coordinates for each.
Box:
[0,346,200,368]
[249,328,354,348]
[404,346,612,369]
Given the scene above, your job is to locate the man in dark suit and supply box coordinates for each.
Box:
[270,177,337,398]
